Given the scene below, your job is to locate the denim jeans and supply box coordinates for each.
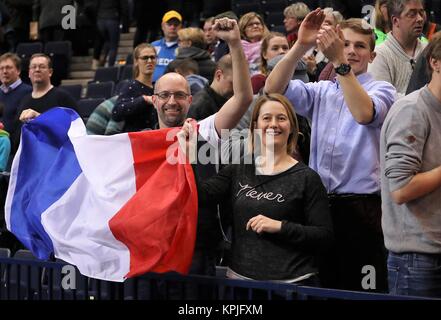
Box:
[388,251,441,298]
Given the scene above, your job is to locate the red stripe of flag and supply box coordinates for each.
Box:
[109,128,198,279]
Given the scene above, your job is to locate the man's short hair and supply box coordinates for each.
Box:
[283,2,310,20]
[216,54,232,74]
[0,53,21,71]
[29,53,52,69]
[426,31,441,74]
[175,58,200,75]
[387,0,425,22]
[339,18,376,52]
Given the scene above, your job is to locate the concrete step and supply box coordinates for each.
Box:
[119,39,133,47]
[61,78,92,87]
[70,62,92,71]
[120,32,135,41]
[69,70,95,79]
[72,56,93,63]
[118,46,133,55]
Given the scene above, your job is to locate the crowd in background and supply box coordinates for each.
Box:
[0,0,441,299]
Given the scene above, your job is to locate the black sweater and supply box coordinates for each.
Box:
[112,80,158,132]
[197,162,333,280]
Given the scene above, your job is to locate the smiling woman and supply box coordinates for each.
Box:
[238,12,270,75]
[178,93,333,286]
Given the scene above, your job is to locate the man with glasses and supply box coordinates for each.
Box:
[151,10,182,82]
[368,0,427,95]
[14,54,77,150]
[151,17,252,286]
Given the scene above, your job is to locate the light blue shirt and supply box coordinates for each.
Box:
[285,73,396,194]
[151,38,178,82]
[0,78,22,94]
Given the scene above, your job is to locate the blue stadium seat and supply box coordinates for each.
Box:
[86,81,115,99]
[265,11,285,29]
[113,79,130,96]
[261,0,288,14]
[45,41,72,86]
[120,64,133,81]
[16,42,43,84]
[232,0,262,17]
[59,84,82,101]
[94,66,121,83]
[77,98,106,121]
[125,53,133,65]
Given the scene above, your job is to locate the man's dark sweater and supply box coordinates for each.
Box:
[13,87,78,151]
[187,86,228,121]
[0,82,32,134]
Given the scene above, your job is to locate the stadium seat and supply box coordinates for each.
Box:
[261,0,288,14]
[16,42,43,84]
[114,79,131,96]
[265,11,285,29]
[86,81,115,99]
[120,64,133,81]
[232,0,262,17]
[77,98,106,121]
[45,41,72,86]
[125,53,133,65]
[94,66,120,83]
[59,84,82,101]
[270,25,286,33]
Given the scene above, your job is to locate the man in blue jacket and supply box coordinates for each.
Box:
[152,10,182,82]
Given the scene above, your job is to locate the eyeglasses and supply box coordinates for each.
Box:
[29,64,49,70]
[155,91,189,101]
[246,21,262,28]
[138,55,156,61]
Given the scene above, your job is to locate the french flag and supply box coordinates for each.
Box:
[5,108,198,282]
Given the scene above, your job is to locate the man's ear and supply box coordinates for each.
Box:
[369,50,376,63]
[151,95,158,110]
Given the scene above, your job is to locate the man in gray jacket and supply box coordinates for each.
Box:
[380,31,441,298]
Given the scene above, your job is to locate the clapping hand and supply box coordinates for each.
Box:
[317,25,346,66]
[297,8,325,48]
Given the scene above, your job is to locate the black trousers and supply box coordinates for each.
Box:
[319,194,388,292]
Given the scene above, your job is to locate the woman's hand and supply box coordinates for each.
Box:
[246,214,282,234]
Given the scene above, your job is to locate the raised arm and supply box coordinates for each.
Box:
[265,8,325,94]
[317,25,375,124]
[212,18,253,134]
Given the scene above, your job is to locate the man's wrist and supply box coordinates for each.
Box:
[332,57,348,68]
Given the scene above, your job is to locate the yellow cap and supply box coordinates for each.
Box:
[162,10,182,23]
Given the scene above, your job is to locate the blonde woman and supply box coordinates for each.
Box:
[112,43,158,132]
[238,12,270,75]
[179,93,333,286]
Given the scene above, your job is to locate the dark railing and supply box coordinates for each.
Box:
[0,257,435,301]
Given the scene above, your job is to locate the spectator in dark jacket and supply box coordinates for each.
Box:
[187,53,232,121]
[32,0,74,43]
[92,0,129,68]
[166,27,216,82]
